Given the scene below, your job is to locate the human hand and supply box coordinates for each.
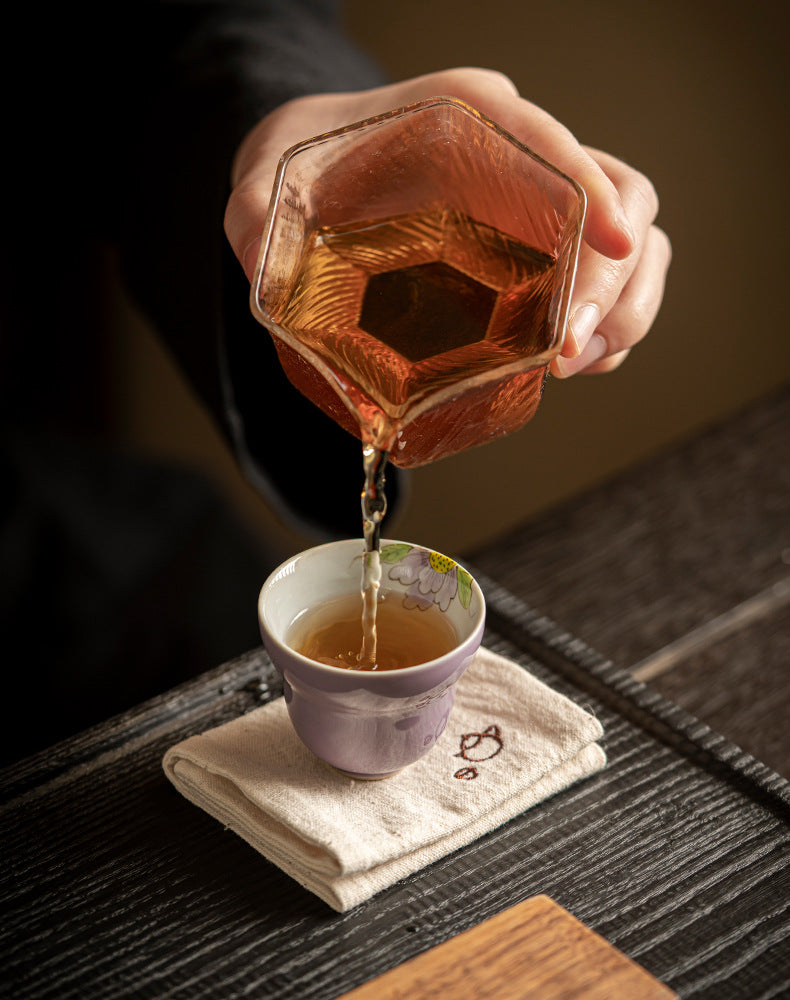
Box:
[224,67,670,377]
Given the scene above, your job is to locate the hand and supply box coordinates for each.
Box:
[224,67,671,377]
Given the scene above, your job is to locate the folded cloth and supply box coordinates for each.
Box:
[163,647,606,912]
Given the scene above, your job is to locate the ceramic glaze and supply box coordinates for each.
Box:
[258,539,486,778]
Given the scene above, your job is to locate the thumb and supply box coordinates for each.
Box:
[223,173,271,283]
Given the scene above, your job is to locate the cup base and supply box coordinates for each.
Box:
[331,764,404,781]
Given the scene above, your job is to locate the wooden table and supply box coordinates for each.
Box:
[2,390,788,999]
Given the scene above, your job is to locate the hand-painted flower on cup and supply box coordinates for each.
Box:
[258,539,486,779]
[382,542,474,612]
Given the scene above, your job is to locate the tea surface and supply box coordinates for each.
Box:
[288,591,458,671]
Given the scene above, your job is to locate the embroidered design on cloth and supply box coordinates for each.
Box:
[454,723,504,779]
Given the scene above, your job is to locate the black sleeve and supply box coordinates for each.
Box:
[115,1,404,540]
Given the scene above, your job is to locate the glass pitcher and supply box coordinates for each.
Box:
[250,96,586,468]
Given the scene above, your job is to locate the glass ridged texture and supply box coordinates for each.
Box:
[251,97,586,468]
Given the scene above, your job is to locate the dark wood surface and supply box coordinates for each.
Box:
[469,386,790,778]
[2,572,789,998]
[2,389,788,999]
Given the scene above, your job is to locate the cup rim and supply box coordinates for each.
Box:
[258,538,486,679]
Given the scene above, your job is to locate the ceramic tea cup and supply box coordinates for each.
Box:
[258,538,486,779]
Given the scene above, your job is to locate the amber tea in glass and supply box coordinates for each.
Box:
[250,96,586,469]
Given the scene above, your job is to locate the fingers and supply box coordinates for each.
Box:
[552,223,671,377]
[225,69,523,280]
[224,67,640,281]
[551,147,670,378]
[386,69,635,261]
[223,95,348,280]
[224,64,670,379]
[381,66,521,106]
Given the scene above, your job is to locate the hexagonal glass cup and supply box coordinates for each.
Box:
[250,96,586,467]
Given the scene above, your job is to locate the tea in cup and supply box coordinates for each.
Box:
[258,538,486,779]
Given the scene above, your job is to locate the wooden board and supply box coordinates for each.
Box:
[336,895,676,1000]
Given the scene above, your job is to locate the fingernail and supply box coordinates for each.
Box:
[568,304,600,355]
[554,331,606,379]
[242,237,262,282]
[578,332,608,367]
[616,209,636,249]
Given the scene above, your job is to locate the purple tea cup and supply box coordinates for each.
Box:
[258,538,486,779]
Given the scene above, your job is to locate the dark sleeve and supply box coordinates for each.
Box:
[116,1,404,540]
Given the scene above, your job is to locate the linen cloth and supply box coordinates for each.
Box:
[163,647,606,912]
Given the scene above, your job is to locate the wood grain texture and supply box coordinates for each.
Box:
[1,581,788,1000]
[467,389,790,776]
[336,895,677,999]
[647,602,790,780]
